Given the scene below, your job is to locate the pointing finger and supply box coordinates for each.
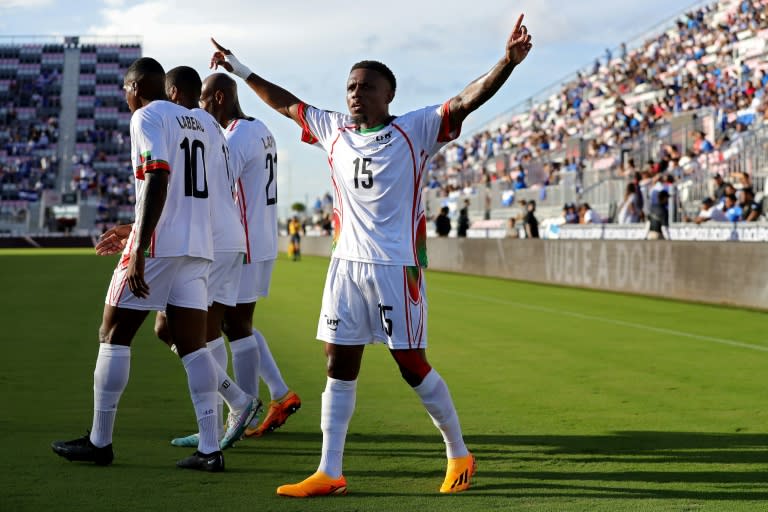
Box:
[210,37,230,55]
[513,13,524,35]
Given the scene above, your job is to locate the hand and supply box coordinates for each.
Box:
[506,14,533,66]
[95,225,131,256]
[210,37,234,73]
[126,251,149,299]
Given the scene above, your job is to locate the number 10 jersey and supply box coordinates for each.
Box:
[125,100,215,262]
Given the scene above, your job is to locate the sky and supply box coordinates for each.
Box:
[1,0,707,216]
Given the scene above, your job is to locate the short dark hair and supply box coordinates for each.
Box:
[126,57,165,81]
[166,66,202,99]
[350,60,396,92]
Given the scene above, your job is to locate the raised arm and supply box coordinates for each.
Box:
[447,14,532,128]
[210,38,305,128]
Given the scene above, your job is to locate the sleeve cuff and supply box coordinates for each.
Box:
[437,100,462,143]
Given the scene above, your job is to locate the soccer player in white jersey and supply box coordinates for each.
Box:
[211,14,532,496]
[199,73,301,438]
[156,66,260,450]
[52,57,227,471]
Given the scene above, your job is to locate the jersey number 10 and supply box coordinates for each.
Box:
[181,137,208,198]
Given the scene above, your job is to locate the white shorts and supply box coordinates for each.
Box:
[316,258,427,349]
[209,251,244,307]
[106,256,210,311]
[237,259,275,303]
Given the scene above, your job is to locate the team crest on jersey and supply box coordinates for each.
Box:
[139,151,151,163]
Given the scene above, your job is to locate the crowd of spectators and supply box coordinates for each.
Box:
[426,0,768,207]
[0,69,61,204]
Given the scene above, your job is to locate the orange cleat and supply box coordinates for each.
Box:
[439,452,476,493]
[244,390,301,437]
[276,471,347,497]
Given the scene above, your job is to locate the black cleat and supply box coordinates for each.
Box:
[52,433,114,466]
[176,450,224,472]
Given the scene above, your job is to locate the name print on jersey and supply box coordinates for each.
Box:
[176,115,206,132]
[262,134,275,150]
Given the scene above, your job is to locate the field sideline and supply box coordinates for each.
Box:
[0,249,765,512]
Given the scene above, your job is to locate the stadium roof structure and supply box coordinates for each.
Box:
[0,35,142,46]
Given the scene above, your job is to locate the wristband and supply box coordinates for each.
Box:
[225,54,253,80]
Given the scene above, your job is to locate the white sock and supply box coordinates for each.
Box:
[181,347,219,454]
[214,359,251,414]
[253,328,289,400]
[229,334,260,398]
[317,377,356,478]
[413,369,468,459]
[90,344,131,448]
[207,338,228,438]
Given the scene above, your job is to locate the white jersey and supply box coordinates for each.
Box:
[226,117,278,263]
[122,101,214,263]
[193,108,246,254]
[298,102,460,267]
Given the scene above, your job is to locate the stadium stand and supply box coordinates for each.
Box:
[424,0,768,237]
[0,35,140,236]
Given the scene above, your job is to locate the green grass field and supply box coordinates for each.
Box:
[0,249,766,512]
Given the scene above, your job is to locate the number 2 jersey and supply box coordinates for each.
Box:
[225,117,278,263]
[298,102,460,267]
[123,100,217,262]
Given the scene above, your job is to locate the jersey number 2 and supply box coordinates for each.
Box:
[180,138,208,198]
[266,153,277,206]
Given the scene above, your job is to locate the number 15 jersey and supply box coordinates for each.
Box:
[298,102,460,267]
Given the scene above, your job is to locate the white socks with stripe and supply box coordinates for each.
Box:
[181,347,220,455]
[318,377,357,478]
[90,343,131,448]
[413,369,468,459]
[253,328,289,400]
[229,334,260,398]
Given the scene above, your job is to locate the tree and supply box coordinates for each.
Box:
[291,202,306,213]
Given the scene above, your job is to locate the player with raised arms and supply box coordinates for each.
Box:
[210,13,532,496]
[198,73,302,439]
[52,57,227,471]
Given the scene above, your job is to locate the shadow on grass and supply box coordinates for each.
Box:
[262,430,768,501]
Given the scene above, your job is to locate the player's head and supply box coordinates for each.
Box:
[347,60,396,126]
[123,57,166,113]
[200,73,240,126]
[165,66,202,109]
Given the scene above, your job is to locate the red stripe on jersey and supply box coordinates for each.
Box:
[298,103,319,145]
[227,119,239,132]
[135,160,170,180]
[437,100,462,143]
[402,267,413,349]
[328,133,343,247]
[237,178,251,263]
[391,122,419,266]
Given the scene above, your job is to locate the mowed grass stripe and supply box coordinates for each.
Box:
[0,251,765,512]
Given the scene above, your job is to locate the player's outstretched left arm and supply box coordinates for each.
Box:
[446,13,532,127]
